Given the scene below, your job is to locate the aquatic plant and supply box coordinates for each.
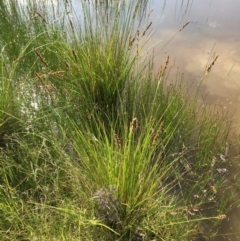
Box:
[0,0,239,240]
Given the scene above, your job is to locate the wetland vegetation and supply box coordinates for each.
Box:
[0,0,240,240]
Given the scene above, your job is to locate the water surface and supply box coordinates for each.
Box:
[146,0,240,130]
[146,1,240,239]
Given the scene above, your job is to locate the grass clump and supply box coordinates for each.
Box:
[0,0,239,240]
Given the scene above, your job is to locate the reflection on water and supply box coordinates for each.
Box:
[146,0,240,128]
[145,0,240,240]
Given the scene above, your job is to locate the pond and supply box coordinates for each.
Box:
[146,0,240,130]
[145,1,240,239]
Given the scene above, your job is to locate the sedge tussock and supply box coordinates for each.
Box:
[1,1,238,240]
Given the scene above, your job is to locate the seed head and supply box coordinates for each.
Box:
[130,117,138,133]
[34,49,48,67]
[34,10,48,24]
[114,133,121,149]
[152,121,164,146]
[142,22,152,37]
[180,21,190,31]
[206,55,219,73]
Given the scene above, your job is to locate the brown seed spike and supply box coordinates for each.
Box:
[157,56,170,79]
[130,117,138,133]
[157,66,163,79]
[35,72,45,85]
[136,44,139,57]
[129,36,136,47]
[132,3,139,19]
[142,22,153,37]
[137,29,140,41]
[147,9,154,18]
[69,19,75,33]
[180,21,190,31]
[34,49,48,67]
[64,60,70,69]
[206,55,219,73]
[152,121,164,146]
[49,71,65,79]
[129,35,132,46]
[34,10,48,24]
[72,49,78,62]
[35,72,50,96]
[114,133,121,149]
[164,56,169,70]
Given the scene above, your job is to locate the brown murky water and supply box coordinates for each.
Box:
[145,0,240,128]
[145,0,240,240]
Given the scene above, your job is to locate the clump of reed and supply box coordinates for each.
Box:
[58,0,154,117]
[0,0,239,241]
